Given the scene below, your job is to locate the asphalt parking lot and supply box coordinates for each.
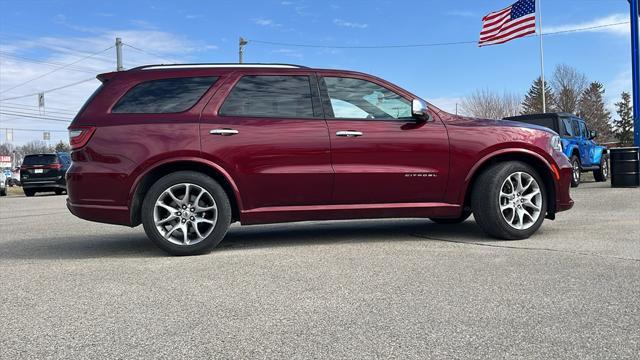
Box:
[0,181,638,359]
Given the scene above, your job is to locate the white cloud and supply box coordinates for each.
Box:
[253,18,282,27]
[0,29,210,144]
[446,10,476,18]
[272,48,303,59]
[333,19,368,29]
[544,14,629,37]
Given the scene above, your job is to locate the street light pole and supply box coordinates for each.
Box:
[630,0,640,146]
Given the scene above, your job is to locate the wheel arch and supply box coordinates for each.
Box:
[462,149,558,216]
[128,159,242,226]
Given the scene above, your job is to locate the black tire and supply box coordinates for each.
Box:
[24,189,35,197]
[430,210,472,224]
[55,189,65,195]
[593,155,609,182]
[0,189,6,196]
[141,171,232,256]
[570,155,581,188]
[471,161,547,240]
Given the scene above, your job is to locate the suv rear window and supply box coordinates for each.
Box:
[112,76,218,113]
[23,154,58,165]
[219,75,314,118]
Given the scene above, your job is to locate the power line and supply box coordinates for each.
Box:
[0,101,79,113]
[0,77,97,102]
[0,127,68,133]
[248,21,630,49]
[123,43,177,63]
[0,45,113,95]
[0,104,77,116]
[0,51,102,74]
[0,111,71,123]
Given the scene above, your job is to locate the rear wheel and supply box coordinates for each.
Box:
[430,210,472,224]
[593,155,609,182]
[55,189,65,195]
[141,171,232,256]
[0,189,6,196]
[570,155,581,188]
[24,189,35,197]
[471,161,547,240]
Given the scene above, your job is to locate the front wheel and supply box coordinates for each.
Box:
[593,155,609,182]
[471,161,547,240]
[570,155,581,188]
[24,189,35,197]
[141,171,232,256]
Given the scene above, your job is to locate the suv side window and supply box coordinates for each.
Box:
[322,77,412,120]
[561,118,575,137]
[578,121,588,138]
[219,75,315,118]
[571,119,581,137]
[112,77,218,114]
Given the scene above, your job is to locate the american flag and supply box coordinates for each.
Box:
[479,0,537,47]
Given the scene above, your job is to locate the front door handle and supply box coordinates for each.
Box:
[209,128,239,136]
[336,130,363,137]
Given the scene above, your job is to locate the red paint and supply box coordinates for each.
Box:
[67,65,573,227]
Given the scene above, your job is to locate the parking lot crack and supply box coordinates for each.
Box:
[409,233,640,263]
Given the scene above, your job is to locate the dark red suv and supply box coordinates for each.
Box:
[67,64,573,255]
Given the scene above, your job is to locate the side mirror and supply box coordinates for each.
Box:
[412,98,431,122]
[589,130,597,140]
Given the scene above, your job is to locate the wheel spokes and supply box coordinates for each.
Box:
[153,183,218,246]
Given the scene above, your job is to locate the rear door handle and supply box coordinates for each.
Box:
[336,130,363,137]
[209,128,239,136]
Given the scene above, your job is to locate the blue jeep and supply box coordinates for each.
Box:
[505,113,608,187]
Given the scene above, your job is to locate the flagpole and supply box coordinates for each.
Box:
[537,0,546,113]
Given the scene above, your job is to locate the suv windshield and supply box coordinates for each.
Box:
[23,154,58,165]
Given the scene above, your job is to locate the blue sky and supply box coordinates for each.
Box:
[0,0,633,144]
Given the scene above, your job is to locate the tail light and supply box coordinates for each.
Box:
[69,126,96,150]
[47,164,62,170]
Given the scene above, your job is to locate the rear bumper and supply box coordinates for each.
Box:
[22,178,66,190]
[66,199,133,226]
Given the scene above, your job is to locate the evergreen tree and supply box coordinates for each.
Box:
[614,92,634,146]
[54,140,70,152]
[578,82,613,142]
[521,77,555,114]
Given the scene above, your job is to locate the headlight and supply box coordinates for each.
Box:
[550,135,562,153]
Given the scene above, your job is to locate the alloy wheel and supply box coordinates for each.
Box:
[153,183,218,246]
[572,160,580,183]
[499,172,543,230]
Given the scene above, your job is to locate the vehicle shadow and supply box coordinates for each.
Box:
[0,219,490,260]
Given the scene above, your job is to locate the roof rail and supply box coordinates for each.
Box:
[130,63,309,71]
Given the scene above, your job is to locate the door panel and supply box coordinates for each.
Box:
[200,118,332,209]
[577,121,591,165]
[327,119,450,204]
[319,74,450,205]
[200,73,333,210]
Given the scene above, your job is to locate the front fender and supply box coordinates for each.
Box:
[593,146,607,164]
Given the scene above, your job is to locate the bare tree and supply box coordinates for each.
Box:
[551,64,588,114]
[460,89,522,119]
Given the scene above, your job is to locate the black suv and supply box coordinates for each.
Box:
[20,153,71,196]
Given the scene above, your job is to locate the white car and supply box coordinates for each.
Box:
[0,172,7,196]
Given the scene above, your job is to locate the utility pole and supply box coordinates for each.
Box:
[116,37,124,71]
[239,37,248,64]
